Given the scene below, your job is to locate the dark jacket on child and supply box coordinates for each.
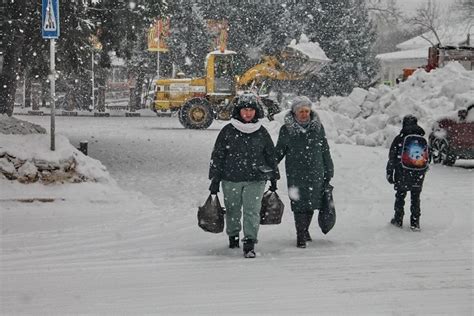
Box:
[386,116,427,191]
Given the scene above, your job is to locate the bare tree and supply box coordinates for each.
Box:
[407,0,443,46]
[367,0,420,54]
[366,0,403,22]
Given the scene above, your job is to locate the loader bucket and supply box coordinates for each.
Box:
[281,39,331,77]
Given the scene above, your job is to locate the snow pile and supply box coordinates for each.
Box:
[276,62,474,147]
[0,114,46,134]
[0,133,113,184]
[288,34,331,63]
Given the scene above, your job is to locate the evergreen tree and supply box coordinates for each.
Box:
[200,2,303,75]
[87,0,164,111]
[164,1,209,77]
[56,1,95,110]
[1,0,31,115]
[308,0,379,97]
[1,1,98,114]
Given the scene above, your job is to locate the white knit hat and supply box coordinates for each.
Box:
[291,96,312,113]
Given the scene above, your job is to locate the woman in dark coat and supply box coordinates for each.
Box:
[275,96,334,248]
[386,114,427,230]
[209,93,279,258]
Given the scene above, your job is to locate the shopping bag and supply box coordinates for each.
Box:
[318,184,336,234]
[198,194,225,233]
[260,190,284,225]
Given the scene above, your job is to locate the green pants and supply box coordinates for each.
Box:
[221,180,266,242]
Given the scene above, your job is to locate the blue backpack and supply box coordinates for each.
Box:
[401,135,429,170]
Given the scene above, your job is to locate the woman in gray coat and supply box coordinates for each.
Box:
[275,96,334,248]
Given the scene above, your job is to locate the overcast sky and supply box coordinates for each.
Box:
[390,0,458,16]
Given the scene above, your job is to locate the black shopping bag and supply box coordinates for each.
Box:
[260,190,284,225]
[198,194,225,233]
[318,184,336,234]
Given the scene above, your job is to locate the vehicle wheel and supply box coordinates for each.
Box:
[430,138,456,166]
[179,98,214,129]
[444,153,456,166]
[261,98,281,121]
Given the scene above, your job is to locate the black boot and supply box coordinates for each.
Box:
[390,210,404,228]
[410,215,420,231]
[410,192,421,231]
[296,237,306,248]
[304,231,312,242]
[304,212,314,242]
[229,236,239,249]
[243,239,256,258]
[294,213,307,248]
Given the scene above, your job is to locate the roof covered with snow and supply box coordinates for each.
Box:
[396,23,473,51]
[376,48,428,61]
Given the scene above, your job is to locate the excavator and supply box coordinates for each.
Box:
[152,40,331,129]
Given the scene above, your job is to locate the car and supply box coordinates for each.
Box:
[429,105,474,166]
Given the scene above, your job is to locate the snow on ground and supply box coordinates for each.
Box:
[1,62,473,314]
[1,113,473,314]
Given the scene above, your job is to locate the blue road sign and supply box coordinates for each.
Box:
[42,0,60,39]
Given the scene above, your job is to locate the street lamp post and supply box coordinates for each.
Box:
[91,50,95,111]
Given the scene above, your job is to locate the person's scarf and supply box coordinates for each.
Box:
[284,111,322,135]
[230,118,262,134]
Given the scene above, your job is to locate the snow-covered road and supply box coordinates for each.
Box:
[1,115,473,314]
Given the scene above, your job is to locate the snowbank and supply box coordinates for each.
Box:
[0,133,113,183]
[275,62,474,147]
[0,114,46,134]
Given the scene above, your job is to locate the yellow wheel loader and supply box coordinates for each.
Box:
[152,43,330,129]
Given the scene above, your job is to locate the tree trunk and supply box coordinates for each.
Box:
[0,0,26,116]
[25,75,32,108]
[31,82,41,111]
[41,81,48,108]
[0,43,22,116]
[96,69,106,112]
[134,72,145,111]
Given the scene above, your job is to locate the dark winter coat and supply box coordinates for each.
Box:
[386,123,427,191]
[275,111,334,211]
[209,123,279,183]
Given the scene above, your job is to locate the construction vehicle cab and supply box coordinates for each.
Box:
[153,50,239,129]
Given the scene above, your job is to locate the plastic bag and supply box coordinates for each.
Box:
[260,190,284,225]
[198,194,225,233]
[318,184,336,234]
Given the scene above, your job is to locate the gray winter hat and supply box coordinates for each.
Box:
[291,96,312,113]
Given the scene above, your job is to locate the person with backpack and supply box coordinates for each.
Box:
[275,96,334,248]
[386,114,429,231]
[208,93,279,258]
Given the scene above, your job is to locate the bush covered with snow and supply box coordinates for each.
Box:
[0,133,113,184]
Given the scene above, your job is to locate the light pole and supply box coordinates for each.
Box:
[90,50,95,111]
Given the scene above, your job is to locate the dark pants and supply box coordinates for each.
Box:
[394,188,421,218]
[293,211,314,239]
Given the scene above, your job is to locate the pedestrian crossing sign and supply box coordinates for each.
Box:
[42,0,60,39]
